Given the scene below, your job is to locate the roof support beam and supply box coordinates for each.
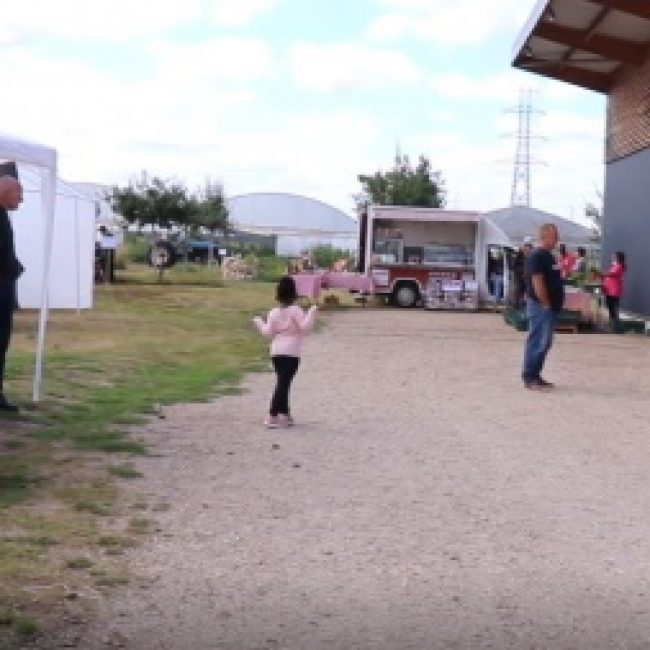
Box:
[518,59,612,92]
[585,0,650,21]
[536,22,647,65]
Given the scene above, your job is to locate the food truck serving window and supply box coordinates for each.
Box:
[422,244,473,267]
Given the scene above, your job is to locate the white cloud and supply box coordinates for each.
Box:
[0,43,262,182]
[151,38,275,83]
[540,111,604,139]
[433,70,599,109]
[0,39,377,214]
[367,0,535,45]
[434,71,535,102]
[2,0,202,42]
[210,0,280,28]
[206,110,382,211]
[291,42,422,93]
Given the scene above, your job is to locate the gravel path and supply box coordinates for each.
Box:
[73,310,650,649]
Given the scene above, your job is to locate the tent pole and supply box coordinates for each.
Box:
[74,198,81,315]
[33,168,56,402]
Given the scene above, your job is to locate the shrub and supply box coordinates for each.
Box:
[311,245,355,270]
[257,256,289,283]
[122,234,152,265]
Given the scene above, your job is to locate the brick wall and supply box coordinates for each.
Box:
[607,56,650,162]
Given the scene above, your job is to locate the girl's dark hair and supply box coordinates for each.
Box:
[577,247,586,256]
[276,276,297,306]
[615,251,626,270]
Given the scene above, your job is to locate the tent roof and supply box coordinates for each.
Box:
[484,205,597,245]
[512,0,650,93]
[0,133,57,170]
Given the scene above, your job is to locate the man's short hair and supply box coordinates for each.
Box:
[539,223,558,237]
[0,162,18,179]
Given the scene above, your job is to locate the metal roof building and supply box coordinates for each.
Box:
[513,0,650,317]
[484,206,597,249]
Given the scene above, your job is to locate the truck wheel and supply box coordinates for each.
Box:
[393,283,419,308]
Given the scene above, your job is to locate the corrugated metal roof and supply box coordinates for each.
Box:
[485,205,597,246]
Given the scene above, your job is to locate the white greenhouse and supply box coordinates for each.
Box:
[227,192,358,256]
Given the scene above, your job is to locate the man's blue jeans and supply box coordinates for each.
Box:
[522,300,558,383]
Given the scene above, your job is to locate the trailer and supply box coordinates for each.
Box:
[358,206,512,308]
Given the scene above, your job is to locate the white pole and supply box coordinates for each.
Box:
[33,168,56,402]
[74,198,81,314]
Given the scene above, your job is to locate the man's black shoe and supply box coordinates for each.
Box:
[0,395,19,413]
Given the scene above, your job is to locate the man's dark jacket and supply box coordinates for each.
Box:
[0,207,24,284]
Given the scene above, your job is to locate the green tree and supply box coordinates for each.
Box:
[356,153,446,209]
[196,180,229,236]
[585,188,603,239]
[109,172,195,232]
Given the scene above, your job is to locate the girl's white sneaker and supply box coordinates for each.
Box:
[265,416,280,429]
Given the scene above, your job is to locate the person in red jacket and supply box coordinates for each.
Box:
[558,244,577,279]
[601,251,626,329]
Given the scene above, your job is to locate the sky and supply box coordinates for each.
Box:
[1,0,606,223]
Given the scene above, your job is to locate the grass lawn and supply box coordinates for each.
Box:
[0,267,279,647]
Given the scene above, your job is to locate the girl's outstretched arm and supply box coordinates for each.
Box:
[295,305,318,332]
[253,314,273,337]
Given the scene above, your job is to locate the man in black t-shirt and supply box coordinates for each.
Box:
[0,175,24,412]
[522,223,564,390]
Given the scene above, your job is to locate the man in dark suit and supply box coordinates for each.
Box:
[0,174,24,412]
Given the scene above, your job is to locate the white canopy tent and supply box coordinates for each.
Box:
[15,167,96,311]
[0,134,57,402]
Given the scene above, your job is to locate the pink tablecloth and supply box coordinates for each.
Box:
[292,272,375,298]
[292,274,323,299]
[564,290,593,322]
[323,272,374,293]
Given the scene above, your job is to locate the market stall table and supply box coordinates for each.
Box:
[564,289,594,323]
[292,273,324,299]
[323,272,375,294]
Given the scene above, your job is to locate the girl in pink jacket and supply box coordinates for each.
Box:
[253,276,317,428]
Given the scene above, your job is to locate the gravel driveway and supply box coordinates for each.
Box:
[71,310,650,649]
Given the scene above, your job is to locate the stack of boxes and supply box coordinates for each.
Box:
[423,276,479,311]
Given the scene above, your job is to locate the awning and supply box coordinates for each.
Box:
[513,0,650,93]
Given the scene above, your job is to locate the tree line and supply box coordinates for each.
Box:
[110,152,446,238]
[109,172,229,237]
[109,154,602,239]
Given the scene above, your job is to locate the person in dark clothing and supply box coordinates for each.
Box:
[0,175,24,412]
[522,224,564,391]
[510,236,534,308]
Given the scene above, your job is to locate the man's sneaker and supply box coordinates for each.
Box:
[524,379,553,391]
[0,395,19,413]
[265,416,280,429]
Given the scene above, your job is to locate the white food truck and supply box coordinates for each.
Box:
[357,206,512,308]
